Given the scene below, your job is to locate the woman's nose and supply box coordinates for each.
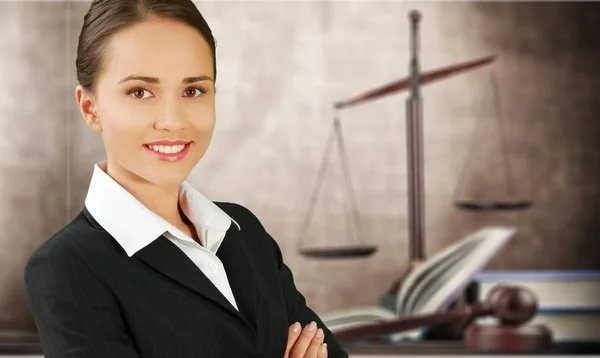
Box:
[154,100,186,131]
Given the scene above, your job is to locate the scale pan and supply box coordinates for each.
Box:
[298,245,377,259]
[454,200,532,211]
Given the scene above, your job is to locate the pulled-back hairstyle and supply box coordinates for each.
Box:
[76,0,217,92]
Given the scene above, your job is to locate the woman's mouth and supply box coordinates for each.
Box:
[147,144,186,154]
[143,141,192,162]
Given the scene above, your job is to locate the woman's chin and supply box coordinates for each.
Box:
[143,167,193,187]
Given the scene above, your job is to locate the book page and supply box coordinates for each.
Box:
[415,227,516,315]
[320,306,397,332]
[397,227,495,315]
[406,241,477,314]
[397,255,448,315]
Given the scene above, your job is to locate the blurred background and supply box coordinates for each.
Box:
[0,0,599,343]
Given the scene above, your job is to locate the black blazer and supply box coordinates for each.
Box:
[24,202,349,358]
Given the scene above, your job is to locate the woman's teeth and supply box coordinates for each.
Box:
[148,144,186,154]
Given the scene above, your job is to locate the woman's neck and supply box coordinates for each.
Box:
[103,161,186,230]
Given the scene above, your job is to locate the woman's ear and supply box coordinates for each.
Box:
[75,85,102,132]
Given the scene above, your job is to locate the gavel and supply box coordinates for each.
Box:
[333,285,553,353]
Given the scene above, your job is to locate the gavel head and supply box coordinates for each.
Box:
[486,285,538,326]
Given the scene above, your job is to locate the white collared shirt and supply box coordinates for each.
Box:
[85,163,240,311]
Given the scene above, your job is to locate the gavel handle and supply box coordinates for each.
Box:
[334,303,493,343]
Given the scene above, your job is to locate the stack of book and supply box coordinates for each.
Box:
[474,270,600,343]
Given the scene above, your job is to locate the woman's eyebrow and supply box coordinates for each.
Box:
[183,76,214,84]
[118,75,214,84]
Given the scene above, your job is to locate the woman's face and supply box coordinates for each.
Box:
[76,16,216,187]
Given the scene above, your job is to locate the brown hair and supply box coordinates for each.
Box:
[76,0,217,92]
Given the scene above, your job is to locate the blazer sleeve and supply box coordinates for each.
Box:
[24,239,140,358]
[242,206,349,358]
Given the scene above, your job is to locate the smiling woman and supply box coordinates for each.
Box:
[77,13,217,200]
[22,1,348,358]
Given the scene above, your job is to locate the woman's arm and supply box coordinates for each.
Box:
[24,239,140,358]
[273,238,349,358]
[242,206,349,358]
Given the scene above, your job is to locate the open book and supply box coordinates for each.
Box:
[320,226,517,342]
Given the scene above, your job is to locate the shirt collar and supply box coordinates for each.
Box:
[84,162,240,257]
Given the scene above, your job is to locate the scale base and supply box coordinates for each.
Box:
[298,245,377,259]
[454,200,533,211]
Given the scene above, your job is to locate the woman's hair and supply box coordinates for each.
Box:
[76,0,217,93]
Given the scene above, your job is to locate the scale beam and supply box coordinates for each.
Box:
[334,55,496,110]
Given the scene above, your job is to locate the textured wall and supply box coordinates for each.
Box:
[0,1,69,333]
[0,1,598,335]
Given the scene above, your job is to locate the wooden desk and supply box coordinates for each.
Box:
[2,336,600,355]
[343,340,600,355]
[0,333,40,355]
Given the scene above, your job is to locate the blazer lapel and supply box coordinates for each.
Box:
[216,225,259,331]
[134,235,257,333]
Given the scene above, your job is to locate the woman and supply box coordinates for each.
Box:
[23,1,348,357]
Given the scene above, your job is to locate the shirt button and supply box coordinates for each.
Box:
[208,262,218,271]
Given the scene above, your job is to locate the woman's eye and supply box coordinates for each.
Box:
[183,87,205,98]
[126,87,204,99]
[128,88,152,99]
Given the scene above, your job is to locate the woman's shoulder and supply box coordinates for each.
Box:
[25,210,116,275]
[213,201,285,262]
[213,201,266,232]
